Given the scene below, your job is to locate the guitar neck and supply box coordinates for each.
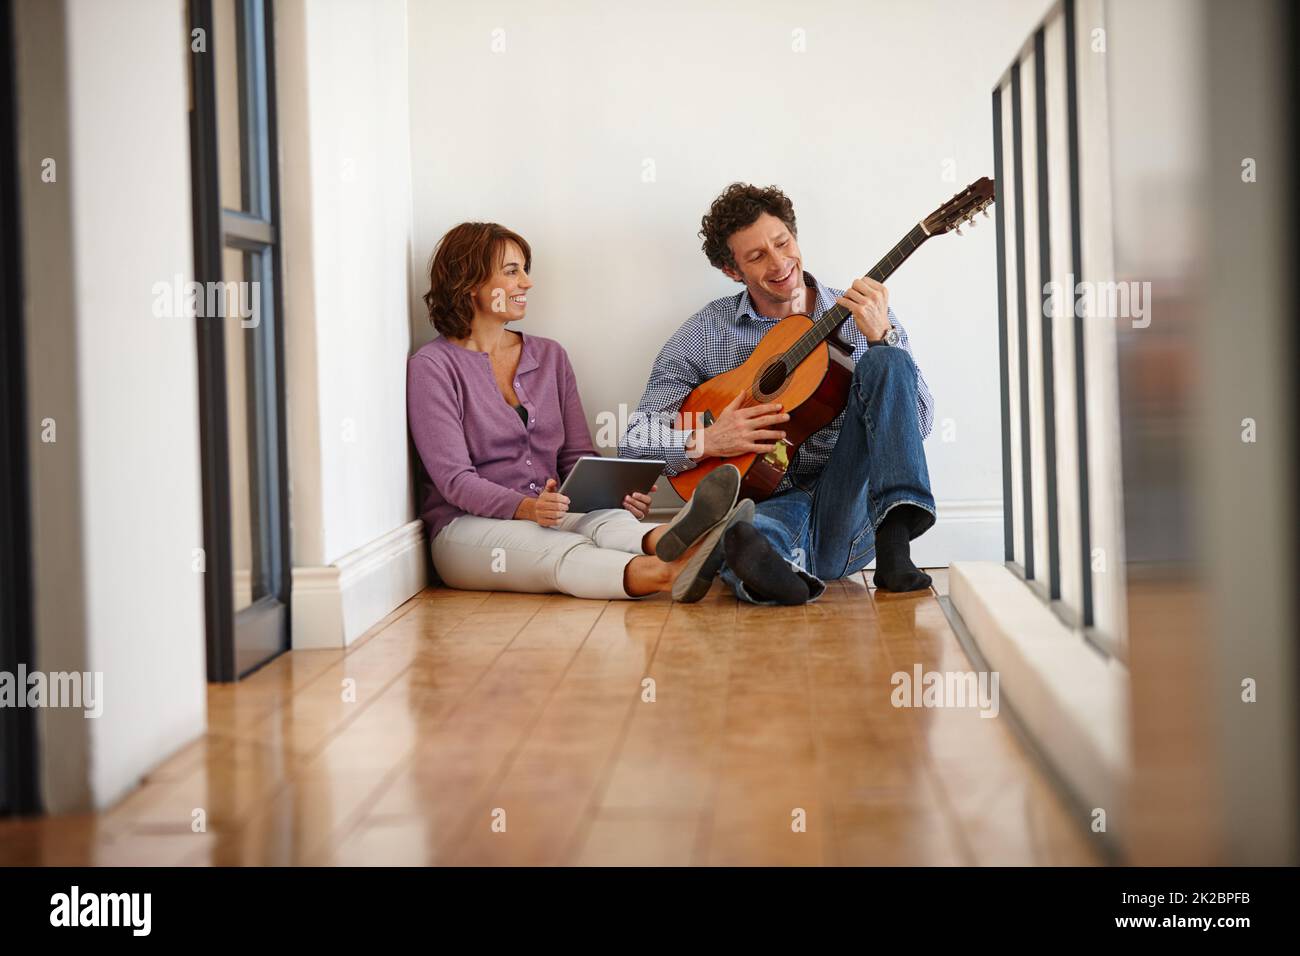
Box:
[799,222,930,352]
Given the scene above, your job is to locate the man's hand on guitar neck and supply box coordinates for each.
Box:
[685,392,790,460]
[839,276,893,341]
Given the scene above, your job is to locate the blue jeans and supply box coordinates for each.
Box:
[720,345,936,604]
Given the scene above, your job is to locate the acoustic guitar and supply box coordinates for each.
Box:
[668,177,995,503]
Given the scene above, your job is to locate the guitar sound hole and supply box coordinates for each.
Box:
[758,362,788,396]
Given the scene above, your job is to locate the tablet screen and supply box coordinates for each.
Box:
[558,457,666,513]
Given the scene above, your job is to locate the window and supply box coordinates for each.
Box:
[188,0,290,679]
[992,0,1125,653]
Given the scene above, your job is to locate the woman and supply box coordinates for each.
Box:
[407,222,749,602]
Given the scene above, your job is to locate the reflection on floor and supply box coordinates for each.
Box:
[0,569,1101,865]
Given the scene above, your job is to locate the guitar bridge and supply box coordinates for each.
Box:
[702,410,715,428]
[762,438,793,471]
[742,438,795,500]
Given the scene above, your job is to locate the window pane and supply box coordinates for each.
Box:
[214,0,270,216]
[213,0,246,213]
[1020,48,1048,588]
[1044,14,1083,617]
[1001,78,1024,572]
[222,246,266,611]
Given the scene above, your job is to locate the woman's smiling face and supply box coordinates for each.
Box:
[472,240,533,322]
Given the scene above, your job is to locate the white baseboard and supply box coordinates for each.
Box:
[292,519,427,649]
[649,498,1002,567]
[910,499,1002,567]
[948,560,1129,838]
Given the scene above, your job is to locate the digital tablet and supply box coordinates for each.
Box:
[558,457,666,513]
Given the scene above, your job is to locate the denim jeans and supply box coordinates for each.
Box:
[720,345,936,604]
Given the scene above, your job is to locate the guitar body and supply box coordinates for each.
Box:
[669,313,853,502]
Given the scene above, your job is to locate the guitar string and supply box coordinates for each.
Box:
[770,190,990,382]
[721,189,990,416]
[737,190,991,407]
[770,196,986,374]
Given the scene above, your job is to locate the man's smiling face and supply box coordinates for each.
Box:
[721,212,805,316]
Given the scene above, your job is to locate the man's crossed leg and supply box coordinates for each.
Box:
[721,345,936,605]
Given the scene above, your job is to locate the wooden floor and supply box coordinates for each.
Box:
[0,570,1100,865]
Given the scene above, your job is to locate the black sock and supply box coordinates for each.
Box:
[872,506,932,592]
[723,523,809,606]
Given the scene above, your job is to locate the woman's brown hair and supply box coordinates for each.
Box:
[423,222,532,339]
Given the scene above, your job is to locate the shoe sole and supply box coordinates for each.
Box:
[672,499,755,603]
[656,465,742,563]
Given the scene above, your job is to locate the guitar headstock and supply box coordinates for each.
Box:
[923,176,995,236]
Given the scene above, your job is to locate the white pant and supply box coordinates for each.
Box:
[431,509,663,600]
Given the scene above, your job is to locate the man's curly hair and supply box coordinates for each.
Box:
[699,183,798,272]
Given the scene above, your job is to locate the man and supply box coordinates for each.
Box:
[619,183,936,605]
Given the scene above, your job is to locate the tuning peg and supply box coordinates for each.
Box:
[982,207,990,217]
[955,225,963,236]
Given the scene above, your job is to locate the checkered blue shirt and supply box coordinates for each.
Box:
[618,272,934,490]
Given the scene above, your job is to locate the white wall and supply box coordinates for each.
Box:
[279,0,416,570]
[18,0,208,810]
[278,0,425,647]
[407,0,1055,562]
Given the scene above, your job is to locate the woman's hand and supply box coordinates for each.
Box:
[623,484,657,520]
[515,478,570,527]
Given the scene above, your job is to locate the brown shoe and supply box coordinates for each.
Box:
[655,464,741,562]
[672,499,755,603]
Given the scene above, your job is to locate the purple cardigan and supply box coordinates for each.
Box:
[407,332,598,539]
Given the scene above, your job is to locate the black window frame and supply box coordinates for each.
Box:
[994,0,1105,646]
[0,0,40,816]
[188,0,291,681]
